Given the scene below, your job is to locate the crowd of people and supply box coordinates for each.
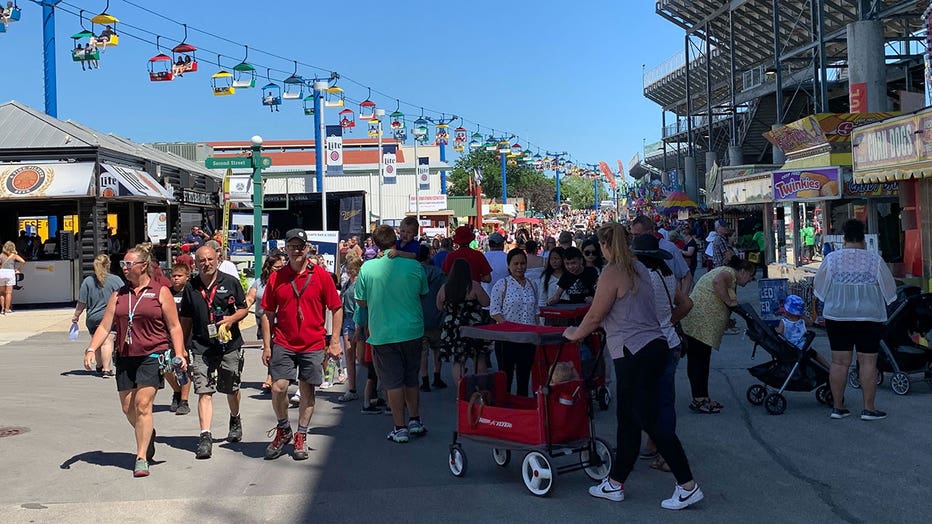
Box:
[69,211,900,512]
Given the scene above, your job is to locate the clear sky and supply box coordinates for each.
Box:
[4,0,683,170]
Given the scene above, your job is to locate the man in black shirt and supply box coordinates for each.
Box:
[547,247,598,304]
[181,245,248,459]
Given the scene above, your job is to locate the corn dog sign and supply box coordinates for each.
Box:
[772,167,842,201]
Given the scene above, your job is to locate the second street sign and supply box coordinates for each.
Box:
[205,156,272,169]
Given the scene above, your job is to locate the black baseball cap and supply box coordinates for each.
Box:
[285,229,308,242]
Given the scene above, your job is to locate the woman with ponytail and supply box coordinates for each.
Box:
[73,254,124,377]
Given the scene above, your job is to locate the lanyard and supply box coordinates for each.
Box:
[291,266,314,321]
[199,273,219,309]
[126,286,148,326]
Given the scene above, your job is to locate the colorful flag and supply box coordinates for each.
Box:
[616,160,625,179]
[598,161,616,188]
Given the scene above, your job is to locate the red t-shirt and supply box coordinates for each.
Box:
[261,263,341,352]
[441,246,492,282]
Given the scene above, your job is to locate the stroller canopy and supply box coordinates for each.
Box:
[460,322,567,346]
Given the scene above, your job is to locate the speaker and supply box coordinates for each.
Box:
[60,231,76,260]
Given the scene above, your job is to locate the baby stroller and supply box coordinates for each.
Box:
[732,303,830,415]
[448,322,613,497]
[848,286,932,395]
[539,303,611,410]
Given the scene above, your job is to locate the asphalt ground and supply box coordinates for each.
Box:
[0,280,930,524]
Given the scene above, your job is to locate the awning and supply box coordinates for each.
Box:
[99,163,175,201]
[853,166,932,184]
[0,162,95,199]
[723,173,773,206]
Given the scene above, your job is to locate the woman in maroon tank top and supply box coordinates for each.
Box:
[83,244,186,478]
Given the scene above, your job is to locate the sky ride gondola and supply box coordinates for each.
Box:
[171,24,197,76]
[367,118,381,138]
[147,36,172,81]
[90,1,118,47]
[0,2,22,33]
[232,46,255,88]
[435,122,449,146]
[339,108,355,132]
[358,90,376,120]
[303,95,315,116]
[324,86,344,108]
[282,61,303,100]
[453,125,467,152]
[212,56,235,96]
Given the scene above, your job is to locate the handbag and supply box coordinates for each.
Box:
[656,270,688,356]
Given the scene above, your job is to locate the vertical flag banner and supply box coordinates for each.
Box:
[325,125,343,175]
[598,161,616,188]
[616,159,625,180]
[382,144,397,185]
[418,156,430,191]
[339,195,365,239]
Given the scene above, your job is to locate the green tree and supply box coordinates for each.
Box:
[449,150,556,213]
[560,175,595,210]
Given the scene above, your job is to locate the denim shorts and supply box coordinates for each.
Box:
[341,317,356,337]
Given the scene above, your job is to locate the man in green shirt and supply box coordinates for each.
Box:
[355,225,429,443]
[800,224,815,261]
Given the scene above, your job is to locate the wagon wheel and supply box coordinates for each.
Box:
[449,445,467,477]
[522,451,555,496]
[580,438,613,481]
[491,448,511,467]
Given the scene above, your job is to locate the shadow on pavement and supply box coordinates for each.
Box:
[59,450,136,471]
[59,369,101,377]
[218,440,279,459]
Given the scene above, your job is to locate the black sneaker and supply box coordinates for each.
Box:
[195,432,212,459]
[432,378,448,389]
[830,408,851,419]
[146,429,156,462]
[175,400,190,416]
[420,383,431,392]
[265,425,292,460]
[228,415,243,442]
[860,409,887,421]
[170,392,180,413]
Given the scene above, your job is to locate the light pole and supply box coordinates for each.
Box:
[374,108,385,225]
[312,80,329,231]
[42,1,63,117]
[427,114,457,195]
[250,135,264,280]
[412,124,427,227]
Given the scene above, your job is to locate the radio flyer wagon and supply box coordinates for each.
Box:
[539,304,611,410]
[448,322,613,497]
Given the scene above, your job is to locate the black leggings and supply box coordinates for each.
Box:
[610,339,694,485]
[500,342,536,397]
[685,336,712,399]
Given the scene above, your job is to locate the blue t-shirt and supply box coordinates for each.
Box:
[432,249,450,269]
[396,239,420,254]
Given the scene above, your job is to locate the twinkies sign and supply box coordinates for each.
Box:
[772,167,842,201]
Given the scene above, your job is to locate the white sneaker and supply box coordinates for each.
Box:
[588,478,624,502]
[661,483,704,510]
[337,391,358,402]
[318,381,332,390]
[289,392,301,406]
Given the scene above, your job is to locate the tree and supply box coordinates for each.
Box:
[449,150,556,212]
[559,175,595,210]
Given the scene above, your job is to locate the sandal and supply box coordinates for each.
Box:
[688,399,721,414]
[650,456,672,472]
[261,381,272,391]
[639,450,658,460]
[708,399,724,410]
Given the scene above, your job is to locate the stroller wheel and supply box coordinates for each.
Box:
[491,448,511,467]
[522,451,555,497]
[876,372,884,386]
[747,385,767,406]
[580,437,613,481]
[848,367,861,389]
[764,393,787,415]
[449,445,467,477]
[815,384,832,405]
[597,387,611,411]
[891,372,910,396]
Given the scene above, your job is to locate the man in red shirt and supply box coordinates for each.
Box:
[441,226,492,283]
[174,244,195,272]
[261,229,342,461]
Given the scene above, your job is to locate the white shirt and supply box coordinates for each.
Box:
[482,250,509,298]
[814,247,897,322]
[705,231,718,257]
[649,270,680,348]
[219,260,239,278]
[490,275,539,325]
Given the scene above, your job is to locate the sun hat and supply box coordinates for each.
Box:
[784,295,805,316]
[453,226,475,246]
[631,233,672,260]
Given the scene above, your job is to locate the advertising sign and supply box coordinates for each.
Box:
[146,212,168,243]
[772,167,842,201]
[849,82,868,113]
[325,125,343,175]
[759,278,789,326]
[417,157,430,191]
[408,194,447,212]
[851,116,920,170]
[306,230,339,273]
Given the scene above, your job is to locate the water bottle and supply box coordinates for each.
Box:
[68,322,80,342]
[172,357,189,386]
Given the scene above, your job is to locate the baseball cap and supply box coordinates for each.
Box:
[714,219,730,229]
[285,229,308,242]
[488,232,505,245]
[558,231,573,243]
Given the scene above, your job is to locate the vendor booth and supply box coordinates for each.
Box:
[0,101,220,305]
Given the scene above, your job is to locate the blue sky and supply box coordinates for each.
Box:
[4,0,682,170]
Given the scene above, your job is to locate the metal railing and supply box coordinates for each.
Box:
[662,105,749,139]
[643,44,718,89]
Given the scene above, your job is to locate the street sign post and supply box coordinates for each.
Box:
[205,156,272,169]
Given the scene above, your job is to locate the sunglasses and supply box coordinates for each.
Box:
[119,261,145,268]
[583,250,597,256]
[285,243,307,251]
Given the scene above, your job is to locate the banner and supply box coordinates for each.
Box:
[408,194,447,212]
[418,156,430,191]
[146,212,168,243]
[306,231,339,273]
[616,160,625,180]
[772,167,842,201]
[382,144,396,185]
[325,125,343,176]
[339,195,365,240]
[598,161,616,188]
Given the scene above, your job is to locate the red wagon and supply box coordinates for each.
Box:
[539,304,612,410]
[449,322,613,496]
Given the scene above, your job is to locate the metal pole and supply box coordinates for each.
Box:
[729,8,738,144]
[555,166,561,215]
[706,22,713,155]
[414,138,420,226]
[816,0,829,111]
[376,112,384,225]
[685,33,693,157]
[250,136,264,281]
[773,0,784,126]
[439,139,448,195]
[43,1,63,118]
[500,146,508,204]
[313,82,327,230]
[594,178,599,209]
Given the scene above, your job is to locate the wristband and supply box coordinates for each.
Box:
[84,347,95,354]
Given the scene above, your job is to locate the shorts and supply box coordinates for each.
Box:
[372,338,422,390]
[114,354,164,392]
[270,344,324,385]
[86,319,101,337]
[341,317,356,337]
[423,328,442,354]
[190,348,245,395]
[0,268,14,287]
[825,319,884,355]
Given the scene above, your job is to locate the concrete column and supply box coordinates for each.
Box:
[728,145,744,166]
[662,170,670,186]
[705,151,718,207]
[772,124,786,164]
[847,20,888,112]
[685,156,698,203]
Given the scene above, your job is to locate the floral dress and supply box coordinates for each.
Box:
[439,298,490,363]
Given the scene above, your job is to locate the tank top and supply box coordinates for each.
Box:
[0,254,15,269]
[602,261,665,359]
[113,280,169,358]
[781,317,807,349]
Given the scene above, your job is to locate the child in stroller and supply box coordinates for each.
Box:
[775,295,831,370]
[733,303,830,415]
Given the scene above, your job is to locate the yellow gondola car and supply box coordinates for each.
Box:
[90,11,118,47]
[212,71,235,96]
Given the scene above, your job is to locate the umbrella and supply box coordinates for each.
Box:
[660,190,698,214]
[512,217,541,225]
